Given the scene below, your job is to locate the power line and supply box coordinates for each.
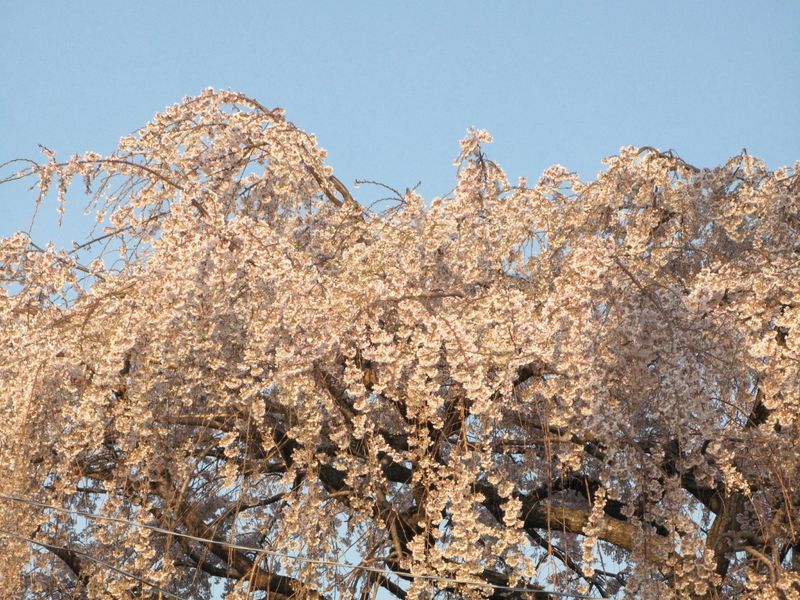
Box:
[0,527,186,600]
[0,493,606,599]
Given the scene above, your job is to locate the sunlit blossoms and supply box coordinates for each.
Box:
[0,89,798,599]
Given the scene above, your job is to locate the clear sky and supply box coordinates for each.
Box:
[1,1,798,247]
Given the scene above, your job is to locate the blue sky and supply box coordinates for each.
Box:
[1,1,798,245]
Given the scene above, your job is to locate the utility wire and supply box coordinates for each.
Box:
[0,493,606,599]
[0,527,186,600]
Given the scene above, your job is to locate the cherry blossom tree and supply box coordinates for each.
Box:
[0,89,798,600]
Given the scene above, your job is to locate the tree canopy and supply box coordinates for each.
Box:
[0,89,798,600]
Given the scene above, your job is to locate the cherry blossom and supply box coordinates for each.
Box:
[0,89,798,599]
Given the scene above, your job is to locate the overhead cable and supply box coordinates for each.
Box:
[0,527,186,600]
[0,493,606,599]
